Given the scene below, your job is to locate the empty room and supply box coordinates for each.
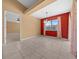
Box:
[2,0,77,59]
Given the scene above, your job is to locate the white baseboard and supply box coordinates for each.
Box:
[20,36,38,41]
[20,35,68,42]
[61,38,69,41]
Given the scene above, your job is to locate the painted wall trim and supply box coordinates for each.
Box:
[4,10,7,44]
[21,35,58,40]
[21,36,39,41]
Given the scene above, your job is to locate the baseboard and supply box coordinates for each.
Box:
[61,38,69,41]
[20,36,38,41]
[20,35,69,41]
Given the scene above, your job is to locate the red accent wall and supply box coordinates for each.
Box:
[46,31,57,37]
[41,12,70,39]
[61,13,69,39]
[41,19,44,35]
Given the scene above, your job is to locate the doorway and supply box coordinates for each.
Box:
[3,11,21,44]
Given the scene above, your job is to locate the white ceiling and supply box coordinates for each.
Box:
[17,0,38,8]
[31,0,73,19]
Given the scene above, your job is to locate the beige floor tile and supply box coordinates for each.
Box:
[3,36,76,59]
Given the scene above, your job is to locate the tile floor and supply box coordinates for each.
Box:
[3,36,76,59]
[6,33,20,44]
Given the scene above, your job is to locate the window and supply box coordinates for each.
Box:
[52,20,59,25]
[44,20,59,31]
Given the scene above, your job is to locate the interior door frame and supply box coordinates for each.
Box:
[3,10,7,44]
[3,10,21,44]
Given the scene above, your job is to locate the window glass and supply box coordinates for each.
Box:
[44,20,58,31]
[45,21,51,26]
[52,20,59,25]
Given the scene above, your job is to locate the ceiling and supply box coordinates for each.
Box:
[31,0,73,19]
[17,0,38,8]
[17,0,44,13]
